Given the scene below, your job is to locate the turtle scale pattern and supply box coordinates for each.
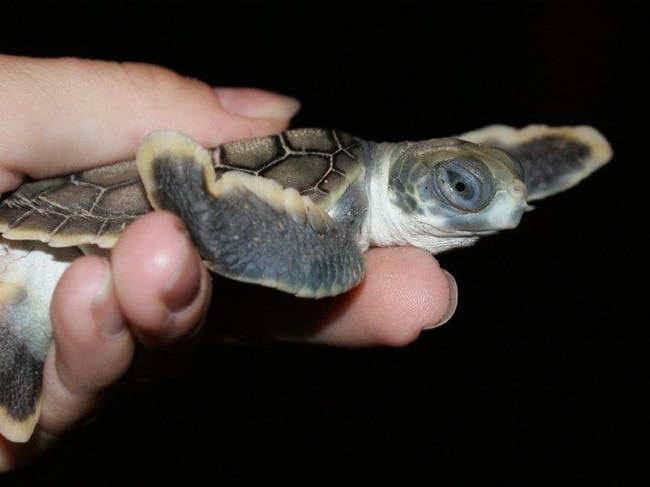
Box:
[213,128,363,202]
[0,129,364,247]
[0,160,148,247]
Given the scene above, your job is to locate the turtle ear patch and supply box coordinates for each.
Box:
[459,124,613,201]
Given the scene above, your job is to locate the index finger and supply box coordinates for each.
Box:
[0,54,299,191]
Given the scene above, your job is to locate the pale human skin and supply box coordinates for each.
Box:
[0,54,457,471]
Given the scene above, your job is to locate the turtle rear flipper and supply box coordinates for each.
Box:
[136,130,366,298]
[459,124,612,201]
[0,242,77,442]
[0,302,43,443]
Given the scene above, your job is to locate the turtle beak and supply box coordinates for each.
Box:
[510,179,534,213]
[513,180,535,213]
[487,178,530,230]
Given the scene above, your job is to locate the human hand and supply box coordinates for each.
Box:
[0,54,457,470]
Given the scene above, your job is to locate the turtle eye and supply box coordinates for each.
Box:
[432,158,495,212]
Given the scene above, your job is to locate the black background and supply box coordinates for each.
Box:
[2,1,646,483]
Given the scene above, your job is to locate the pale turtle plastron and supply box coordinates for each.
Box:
[0,124,612,442]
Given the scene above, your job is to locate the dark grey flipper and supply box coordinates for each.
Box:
[136,131,365,298]
[0,321,44,443]
[0,242,77,442]
[459,125,612,201]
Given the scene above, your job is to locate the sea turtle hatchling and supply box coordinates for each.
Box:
[0,123,612,442]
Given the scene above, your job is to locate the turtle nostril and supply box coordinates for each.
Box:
[508,180,527,201]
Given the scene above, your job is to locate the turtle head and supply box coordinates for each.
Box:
[367,138,530,253]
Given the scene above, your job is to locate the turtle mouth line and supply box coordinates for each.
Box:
[432,227,498,237]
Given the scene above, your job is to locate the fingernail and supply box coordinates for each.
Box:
[424,269,458,329]
[91,258,125,337]
[160,229,202,312]
[214,87,301,120]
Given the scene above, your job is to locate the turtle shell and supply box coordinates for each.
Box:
[0,129,364,249]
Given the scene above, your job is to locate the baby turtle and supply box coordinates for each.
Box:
[0,124,611,442]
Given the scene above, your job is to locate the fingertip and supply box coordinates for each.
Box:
[315,247,456,347]
[39,254,134,437]
[361,247,453,345]
[49,255,133,392]
[111,212,211,346]
[213,87,301,121]
[424,269,458,329]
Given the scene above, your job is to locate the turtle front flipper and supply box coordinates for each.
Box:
[136,130,365,298]
[459,124,612,201]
